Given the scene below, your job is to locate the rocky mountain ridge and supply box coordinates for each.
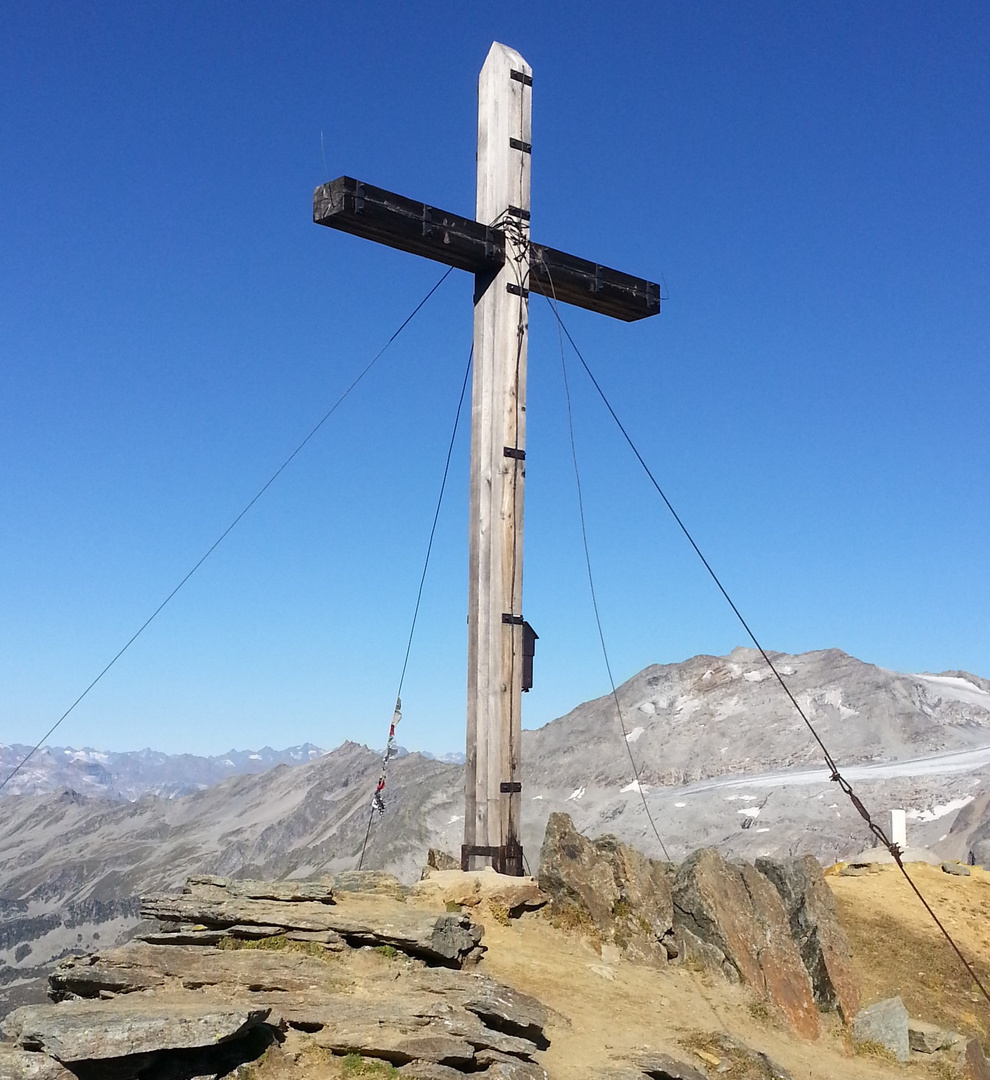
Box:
[0,743,466,802]
[2,647,989,1023]
[3,827,987,1079]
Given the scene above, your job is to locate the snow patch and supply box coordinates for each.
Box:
[906,796,974,822]
[625,726,645,743]
[248,754,261,760]
[621,780,644,794]
[567,786,586,801]
[912,674,990,710]
[738,807,761,818]
[756,827,771,833]
[531,795,543,801]
[726,794,757,802]
[743,670,770,683]
[637,702,656,716]
[674,802,686,808]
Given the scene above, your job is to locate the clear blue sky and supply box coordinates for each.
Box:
[2,2,987,757]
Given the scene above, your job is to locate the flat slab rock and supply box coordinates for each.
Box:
[0,1045,75,1080]
[296,992,540,1062]
[396,1062,547,1080]
[634,1052,708,1079]
[141,884,484,967]
[185,875,336,903]
[38,937,550,1075]
[51,941,343,1000]
[257,965,548,1071]
[1,997,270,1063]
[412,869,548,917]
[908,1017,964,1054]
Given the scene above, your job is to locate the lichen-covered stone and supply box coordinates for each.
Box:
[671,849,819,1040]
[0,1046,75,1080]
[1,998,271,1063]
[538,813,673,966]
[852,997,909,1062]
[756,854,860,1021]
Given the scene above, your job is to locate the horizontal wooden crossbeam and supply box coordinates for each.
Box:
[314,176,660,322]
[314,177,503,275]
[529,243,660,322]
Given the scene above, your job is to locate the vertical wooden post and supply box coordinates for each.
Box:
[464,42,531,875]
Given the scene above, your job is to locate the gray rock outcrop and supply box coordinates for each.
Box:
[538,812,675,965]
[0,876,550,1080]
[942,861,971,876]
[755,854,859,1020]
[140,873,485,967]
[671,849,820,1039]
[0,1044,74,1079]
[852,997,910,1062]
[907,1017,963,1054]
[1,999,271,1063]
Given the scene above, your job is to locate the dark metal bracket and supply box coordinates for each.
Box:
[503,446,526,460]
[510,69,533,86]
[509,138,532,154]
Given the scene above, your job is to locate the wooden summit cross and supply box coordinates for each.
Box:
[314,42,660,876]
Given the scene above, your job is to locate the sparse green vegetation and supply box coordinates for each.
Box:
[747,996,773,1024]
[340,1053,399,1077]
[373,944,399,960]
[611,897,633,919]
[544,901,598,940]
[217,935,335,962]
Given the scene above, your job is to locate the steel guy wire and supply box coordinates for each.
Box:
[538,256,671,862]
[0,267,455,797]
[358,342,473,870]
[542,297,990,1008]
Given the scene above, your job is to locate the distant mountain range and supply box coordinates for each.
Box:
[1,647,989,1019]
[0,743,330,800]
[0,743,466,801]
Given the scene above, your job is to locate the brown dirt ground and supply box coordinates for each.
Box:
[232,866,990,1079]
[827,861,990,1048]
